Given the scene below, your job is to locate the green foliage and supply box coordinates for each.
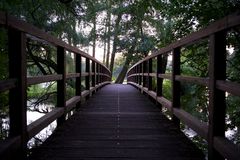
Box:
[181,42,209,77]
[162,80,172,100]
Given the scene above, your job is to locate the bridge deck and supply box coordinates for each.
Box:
[29,84,204,160]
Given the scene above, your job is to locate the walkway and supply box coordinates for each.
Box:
[29,84,204,160]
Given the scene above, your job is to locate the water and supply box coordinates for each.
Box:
[27,102,56,148]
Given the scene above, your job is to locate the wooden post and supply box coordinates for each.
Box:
[8,28,27,159]
[76,54,81,109]
[143,61,147,88]
[96,63,99,85]
[57,46,66,126]
[148,59,152,91]
[141,63,144,93]
[92,61,96,93]
[208,32,226,160]
[172,48,181,128]
[85,58,90,99]
[157,55,163,109]
[140,63,142,87]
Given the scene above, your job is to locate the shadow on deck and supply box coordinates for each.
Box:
[29,84,204,160]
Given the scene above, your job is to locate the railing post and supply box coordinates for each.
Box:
[140,63,142,87]
[8,28,27,159]
[92,61,96,92]
[96,63,99,85]
[100,66,103,83]
[208,32,226,160]
[85,58,90,99]
[91,61,96,94]
[143,61,147,89]
[76,54,81,109]
[157,55,163,108]
[141,62,145,93]
[172,48,181,128]
[148,59,152,91]
[57,46,66,126]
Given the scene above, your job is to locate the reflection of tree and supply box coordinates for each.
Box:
[28,122,57,149]
[28,82,56,114]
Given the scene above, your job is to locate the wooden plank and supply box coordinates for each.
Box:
[8,28,27,158]
[66,96,81,112]
[29,84,204,160]
[29,83,204,160]
[175,75,209,87]
[66,73,80,79]
[158,74,172,80]
[148,91,156,99]
[27,75,62,85]
[82,72,89,77]
[208,32,226,160]
[0,79,17,92]
[149,73,157,77]
[214,137,240,160]
[57,46,66,126]
[156,96,172,111]
[216,80,240,97]
[81,90,90,98]
[173,108,208,139]
[27,108,64,139]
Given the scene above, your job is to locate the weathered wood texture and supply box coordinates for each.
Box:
[29,84,204,160]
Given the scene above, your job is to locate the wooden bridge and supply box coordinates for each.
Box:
[0,11,240,160]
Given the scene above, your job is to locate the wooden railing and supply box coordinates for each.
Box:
[0,12,111,159]
[127,12,240,160]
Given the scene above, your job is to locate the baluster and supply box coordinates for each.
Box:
[148,59,152,91]
[143,61,147,90]
[9,28,27,158]
[85,58,90,99]
[92,61,96,93]
[208,31,226,160]
[157,55,163,109]
[96,63,99,85]
[140,63,142,87]
[75,54,81,109]
[172,48,181,128]
[57,46,66,126]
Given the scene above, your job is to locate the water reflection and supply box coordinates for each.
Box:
[27,102,56,148]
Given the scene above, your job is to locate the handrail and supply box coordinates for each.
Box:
[127,11,240,160]
[0,12,111,159]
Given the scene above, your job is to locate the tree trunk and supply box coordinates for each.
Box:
[92,15,96,58]
[115,53,133,84]
[115,58,131,84]
[110,13,122,74]
[103,22,107,64]
[105,0,111,68]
